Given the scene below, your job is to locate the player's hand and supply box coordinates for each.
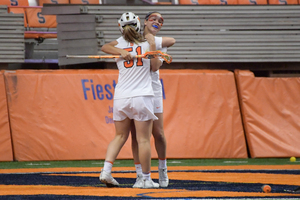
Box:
[120,49,132,61]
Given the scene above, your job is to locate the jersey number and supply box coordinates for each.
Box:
[123,46,143,68]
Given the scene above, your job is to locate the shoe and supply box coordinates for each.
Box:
[132,174,143,188]
[133,178,159,189]
[159,168,169,187]
[294,186,300,193]
[99,169,119,187]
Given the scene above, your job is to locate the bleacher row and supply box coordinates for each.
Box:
[0,6,24,63]
[1,0,102,6]
[40,4,300,67]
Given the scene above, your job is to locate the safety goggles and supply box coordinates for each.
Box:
[147,14,164,26]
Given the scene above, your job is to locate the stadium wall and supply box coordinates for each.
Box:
[3,69,248,161]
[0,71,13,161]
[235,70,300,158]
[1,69,300,161]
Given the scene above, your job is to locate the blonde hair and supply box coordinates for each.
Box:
[123,25,145,44]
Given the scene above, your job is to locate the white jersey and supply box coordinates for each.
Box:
[113,36,162,100]
[151,36,166,97]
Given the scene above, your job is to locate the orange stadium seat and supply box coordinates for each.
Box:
[179,0,266,3]
[25,7,56,28]
[38,0,70,6]
[1,0,29,6]
[237,0,267,4]
[24,7,57,39]
[268,0,298,4]
[69,0,100,4]
[178,0,207,4]
[209,0,238,4]
[8,7,28,27]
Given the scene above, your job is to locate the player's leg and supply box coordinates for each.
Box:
[131,121,143,186]
[100,98,132,187]
[100,118,131,187]
[153,113,166,159]
[134,119,152,174]
[131,96,159,188]
[134,119,159,188]
[105,118,131,162]
[152,96,169,187]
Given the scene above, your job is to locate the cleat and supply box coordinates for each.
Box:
[133,174,143,188]
[99,169,119,188]
[159,168,169,187]
[133,178,159,189]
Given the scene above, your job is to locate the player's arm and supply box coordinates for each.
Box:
[162,37,176,48]
[101,40,132,60]
[145,33,162,72]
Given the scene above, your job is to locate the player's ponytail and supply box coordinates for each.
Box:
[123,25,145,44]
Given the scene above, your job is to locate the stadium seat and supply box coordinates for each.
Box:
[268,0,298,4]
[209,0,238,4]
[8,7,28,27]
[25,7,57,39]
[237,0,267,4]
[0,0,29,6]
[179,0,266,3]
[69,0,100,4]
[178,0,211,3]
[38,0,69,6]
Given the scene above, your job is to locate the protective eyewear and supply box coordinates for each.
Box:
[147,14,164,26]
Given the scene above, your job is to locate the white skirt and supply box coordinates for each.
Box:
[153,96,163,114]
[113,96,158,121]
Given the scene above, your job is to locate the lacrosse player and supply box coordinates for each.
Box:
[131,11,176,188]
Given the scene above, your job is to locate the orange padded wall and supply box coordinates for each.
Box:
[235,70,300,158]
[160,70,247,159]
[0,72,13,161]
[5,70,247,161]
[5,70,119,161]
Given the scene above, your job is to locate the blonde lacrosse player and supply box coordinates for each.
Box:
[99,12,163,189]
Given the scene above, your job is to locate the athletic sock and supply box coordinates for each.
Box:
[158,158,167,169]
[142,172,151,181]
[103,161,113,173]
[135,163,143,176]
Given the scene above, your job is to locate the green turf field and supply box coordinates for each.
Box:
[0,158,299,169]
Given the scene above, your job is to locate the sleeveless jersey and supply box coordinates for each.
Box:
[113,36,162,99]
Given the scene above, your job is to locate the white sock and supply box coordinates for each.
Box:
[159,159,167,169]
[142,172,151,181]
[103,161,113,173]
[135,163,143,176]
